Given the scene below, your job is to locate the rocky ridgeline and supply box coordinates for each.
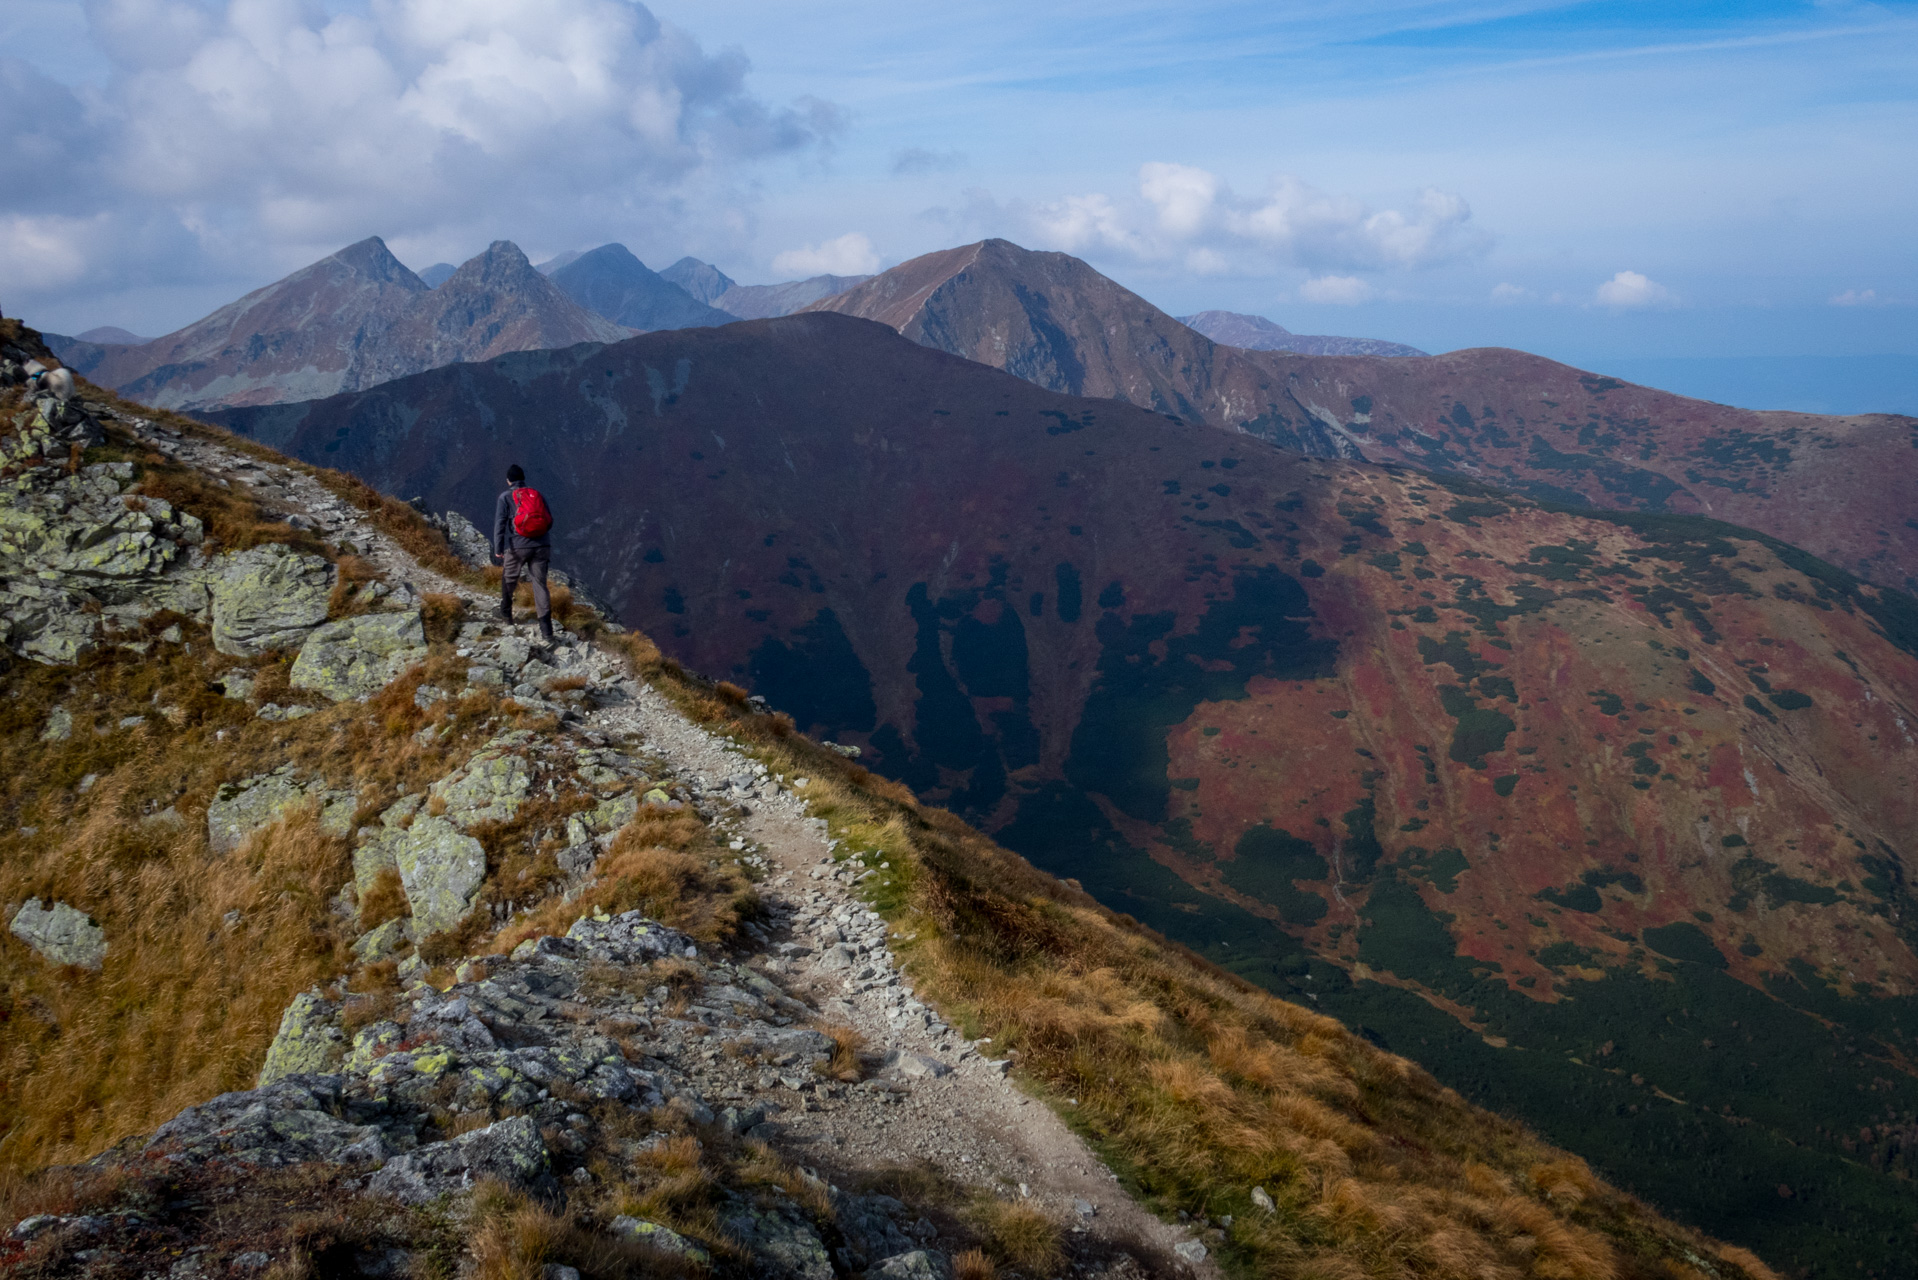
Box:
[1,373,1192,1278]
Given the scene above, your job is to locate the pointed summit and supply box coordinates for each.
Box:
[659,257,736,306]
[344,241,632,389]
[550,245,733,332]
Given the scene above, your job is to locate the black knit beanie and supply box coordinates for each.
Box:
[506,464,525,484]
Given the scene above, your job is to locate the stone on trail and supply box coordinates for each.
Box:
[207,770,356,854]
[393,816,488,935]
[8,898,106,969]
[209,543,332,656]
[366,1114,553,1204]
[885,1051,951,1080]
[1173,1240,1208,1264]
[257,991,344,1085]
[817,943,854,972]
[290,609,428,701]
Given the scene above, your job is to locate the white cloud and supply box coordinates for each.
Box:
[1298,275,1375,305]
[987,162,1488,276]
[1595,270,1676,308]
[1830,288,1878,306]
[892,147,966,176]
[771,232,879,276]
[1490,282,1530,303]
[1,0,836,329]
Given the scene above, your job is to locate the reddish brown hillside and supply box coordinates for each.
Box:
[809,240,1918,592]
[213,313,1918,1276]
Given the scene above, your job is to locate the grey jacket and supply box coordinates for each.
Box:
[494,487,553,555]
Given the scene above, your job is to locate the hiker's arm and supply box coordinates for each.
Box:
[493,491,508,558]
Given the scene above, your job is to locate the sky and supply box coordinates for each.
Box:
[3,0,1915,379]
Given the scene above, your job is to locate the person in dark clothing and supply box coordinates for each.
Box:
[494,463,554,640]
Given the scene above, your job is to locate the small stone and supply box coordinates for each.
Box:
[77,772,98,792]
[609,1216,710,1263]
[9,898,106,969]
[1250,1186,1275,1213]
[545,1266,582,1280]
[40,707,71,741]
[872,1252,949,1280]
[1173,1241,1208,1264]
[817,944,854,972]
[467,666,505,687]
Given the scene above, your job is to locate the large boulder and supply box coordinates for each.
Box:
[366,1115,551,1204]
[207,769,357,854]
[257,991,344,1085]
[209,543,332,656]
[290,609,427,701]
[8,898,106,969]
[393,816,488,935]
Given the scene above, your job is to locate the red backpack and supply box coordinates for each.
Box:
[510,486,552,538]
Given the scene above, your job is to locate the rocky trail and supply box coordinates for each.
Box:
[5,394,1210,1278]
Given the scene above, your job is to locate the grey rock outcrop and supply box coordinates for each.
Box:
[610,1215,710,1262]
[207,769,356,854]
[147,1074,390,1168]
[209,543,332,656]
[8,898,106,969]
[429,737,532,828]
[290,609,427,700]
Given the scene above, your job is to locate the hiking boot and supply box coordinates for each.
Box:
[498,603,514,623]
[538,615,555,641]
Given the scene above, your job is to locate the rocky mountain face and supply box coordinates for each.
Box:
[808,240,1918,592]
[213,312,1918,1276]
[1179,309,1427,357]
[0,317,1764,1280]
[548,244,736,331]
[45,239,630,414]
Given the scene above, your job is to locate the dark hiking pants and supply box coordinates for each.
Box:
[501,545,551,621]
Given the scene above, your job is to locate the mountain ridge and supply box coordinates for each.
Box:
[549,244,735,331]
[46,237,630,413]
[806,239,1918,591]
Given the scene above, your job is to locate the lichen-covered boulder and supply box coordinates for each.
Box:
[209,543,331,656]
[722,1199,834,1280]
[207,769,356,854]
[564,911,696,964]
[351,917,413,962]
[366,1115,551,1204]
[873,1252,950,1280]
[430,746,531,828]
[257,991,344,1086]
[8,898,106,969]
[146,1074,387,1167]
[394,816,488,935]
[290,609,428,701]
[566,792,638,847]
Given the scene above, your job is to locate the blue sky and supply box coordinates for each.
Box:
[3,0,1915,380]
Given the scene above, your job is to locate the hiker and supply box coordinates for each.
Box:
[494,464,555,640]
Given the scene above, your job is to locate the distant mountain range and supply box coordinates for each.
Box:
[661,256,871,320]
[209,311,1918,1274]
[44,238,628,412]
[1179,308,1427,357]
[809,239,1918,590]
[546,244,735,331]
